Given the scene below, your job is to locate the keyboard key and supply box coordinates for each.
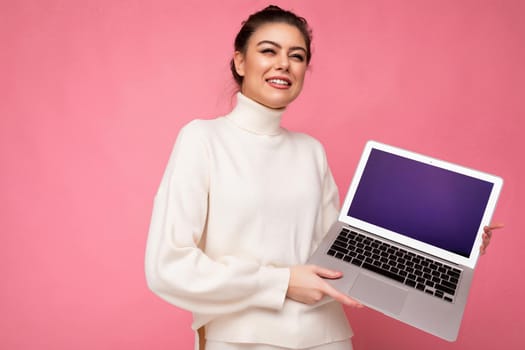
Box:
[352,258,363,266]
[333,240,347,249]
[331,244,349,254]
[448,269,461,278]
[442,279,458,290]
[435,284,455,296]
[362,262,405,283]
[405,279,416,287]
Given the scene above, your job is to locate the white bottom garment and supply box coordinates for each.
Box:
[205,339,353,350]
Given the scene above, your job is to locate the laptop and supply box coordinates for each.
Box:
[308,140,503,341]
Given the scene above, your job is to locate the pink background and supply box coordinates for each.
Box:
[1,0,523,349]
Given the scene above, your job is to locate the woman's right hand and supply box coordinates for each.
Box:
[287,265,363,307]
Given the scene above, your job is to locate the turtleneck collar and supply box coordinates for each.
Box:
[226,93,285,136]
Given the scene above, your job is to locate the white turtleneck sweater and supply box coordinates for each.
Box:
[145,93,353,349]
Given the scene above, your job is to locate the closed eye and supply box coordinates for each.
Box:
[290,54,305,62]
[260,48,276,55]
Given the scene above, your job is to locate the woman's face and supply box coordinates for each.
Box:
[234,22,308,109]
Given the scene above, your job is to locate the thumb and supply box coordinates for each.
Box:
[311,265,343,279]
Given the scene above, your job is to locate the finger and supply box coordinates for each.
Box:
[480,232,491,255]
[484,223,504,232]
[322,283,363,307]
[311,265,343,279]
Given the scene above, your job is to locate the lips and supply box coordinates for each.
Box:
[266,77,292,88]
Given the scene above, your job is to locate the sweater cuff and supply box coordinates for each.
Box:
[256,266,290,310]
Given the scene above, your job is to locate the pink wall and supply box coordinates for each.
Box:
[1,0,523,349]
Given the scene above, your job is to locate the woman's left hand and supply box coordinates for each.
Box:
[480,223,504,255]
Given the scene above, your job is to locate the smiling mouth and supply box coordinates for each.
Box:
[266,78,292,87]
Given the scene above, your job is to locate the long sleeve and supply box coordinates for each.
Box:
[311,146,341,252]
[144,121,290,318]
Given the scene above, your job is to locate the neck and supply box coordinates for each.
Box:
[226,93,285,136]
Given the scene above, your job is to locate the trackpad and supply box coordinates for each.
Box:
[350,273,408,316]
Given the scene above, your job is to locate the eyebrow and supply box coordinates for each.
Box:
[256,40,307,53]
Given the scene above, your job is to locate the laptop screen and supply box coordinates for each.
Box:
[347,148,494,258]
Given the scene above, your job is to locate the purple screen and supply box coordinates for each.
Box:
[347,149,494,258]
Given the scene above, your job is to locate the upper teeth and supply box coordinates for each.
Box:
[268,79,290,85]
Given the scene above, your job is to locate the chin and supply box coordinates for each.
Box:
[245,88,301,109]
[264,94,300,109]
[266,102,288,109]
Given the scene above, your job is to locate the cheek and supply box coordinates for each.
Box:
[246,56,273,73]
[294,66,307,85]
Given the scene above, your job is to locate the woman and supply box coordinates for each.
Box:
[145,5,498,350]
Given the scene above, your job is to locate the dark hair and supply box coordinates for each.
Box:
[230,5,313,87]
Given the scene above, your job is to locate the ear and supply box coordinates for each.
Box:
[233,51,245,77]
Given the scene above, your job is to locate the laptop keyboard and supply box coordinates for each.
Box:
[327,228,462,303]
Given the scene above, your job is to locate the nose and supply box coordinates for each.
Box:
[274,53,290,71]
